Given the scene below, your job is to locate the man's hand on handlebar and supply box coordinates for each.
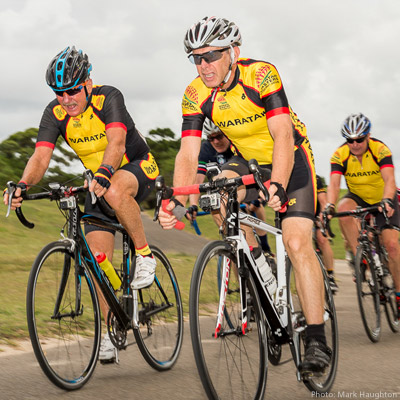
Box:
[186,204,198,222]
[3,182,26,210]
[267,182,288,212]
[158,200,179,230]
[380,198,395,218]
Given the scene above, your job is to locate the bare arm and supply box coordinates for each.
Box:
[4,146,53,209]
[189,173,206,208]
[380,167,397,216]
[266,113,294,210]
[326,173,341,206]
[173,136,202,205]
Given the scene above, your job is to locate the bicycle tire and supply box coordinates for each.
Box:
[287,255,338,394]
[26,241,101,390]
[381,266,400,333]
[354,247,381,342]
[134,245,183,371]
[189,241,267,400]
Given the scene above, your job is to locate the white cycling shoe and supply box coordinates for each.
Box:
[99,333,119,364]
[131,254,156,290]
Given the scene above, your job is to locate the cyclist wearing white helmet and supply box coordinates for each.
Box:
[159,16,332,375]
[325,113,400,317]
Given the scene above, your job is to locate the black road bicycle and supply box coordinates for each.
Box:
[325,205,399,342]
[154,160,338,400]
[6,171,183,390]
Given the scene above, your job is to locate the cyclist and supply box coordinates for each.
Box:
[158,16,331,374]
[315,175,338,293]
[3,46,160,361]
[325,113,400,318]
[188,119,272,254]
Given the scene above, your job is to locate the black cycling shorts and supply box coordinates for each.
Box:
[84,153,158,235]
[221,139,317,221]
[342,191,400,229]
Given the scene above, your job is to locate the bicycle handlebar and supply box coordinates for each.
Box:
[322,203,398,238]
[6,169,116,229]
[153,159,287,229]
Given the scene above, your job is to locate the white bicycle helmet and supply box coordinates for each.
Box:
[203,118,221,137]
[184,16,242,54]
[341,113,371,139]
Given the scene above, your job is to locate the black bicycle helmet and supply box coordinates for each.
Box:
[46,46,92,91]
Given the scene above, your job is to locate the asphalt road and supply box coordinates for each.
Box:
[1,213,399,400]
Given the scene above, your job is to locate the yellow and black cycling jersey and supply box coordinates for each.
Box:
[181,58,308,165]
[37,85,149,172]
[330,138,394,204]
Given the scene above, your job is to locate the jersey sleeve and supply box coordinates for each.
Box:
[375,141,394,168]
[102,87,129,132]
[330,149,345,175]
[181,83,205,138]
[257,63,290,119]
[37,103,62,150]
[316,175,326,193]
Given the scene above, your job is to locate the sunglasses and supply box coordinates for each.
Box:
[347,136,367,144]
[188,48,229,65]
[207,133,224,142]
[53,81,88,97]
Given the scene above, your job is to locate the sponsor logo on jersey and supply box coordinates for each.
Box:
[288,198,297,206]
[216,111,266,128]
[217,94,231,110]
[53,105,67,121]
[92,95,105,111]
[182,86,199,112]
[140,153,159,180]
[255,65,280,93]
[68,131,106,144]
[345,170,380,178]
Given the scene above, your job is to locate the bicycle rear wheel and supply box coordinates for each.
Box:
[26,241,101,390]
[134,245,183,370]
[354,247,381,342]
[189,241,267,400]
[287,255,338,394]
[382,266,400,333]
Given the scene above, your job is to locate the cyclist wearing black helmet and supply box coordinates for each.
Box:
[4,46,160,362]
[325,113,400,317]
[158,16,331,375]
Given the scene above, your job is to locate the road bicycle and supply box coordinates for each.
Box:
[324,205,399,342]
[154,160,338,399]
[5,171,183,390]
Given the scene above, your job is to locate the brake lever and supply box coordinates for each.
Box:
[5,181,16,218]
[83,169,97,205]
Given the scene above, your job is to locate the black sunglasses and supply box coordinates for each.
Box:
[347,136,367,144]
[53,81,88,97]
[207,133,224,142]
[188,48,229,65]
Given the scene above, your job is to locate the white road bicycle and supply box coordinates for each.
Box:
[154,160,338,400]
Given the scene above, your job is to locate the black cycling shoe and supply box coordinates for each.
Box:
[300,339,332,377]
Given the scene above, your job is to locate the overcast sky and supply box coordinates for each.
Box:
[1,0,399,184]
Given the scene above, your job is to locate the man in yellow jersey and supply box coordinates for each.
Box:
[158,16,331,374]
[3,46,160,361]
[325,113,400,318]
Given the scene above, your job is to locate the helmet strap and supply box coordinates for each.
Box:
[211,46,235,102]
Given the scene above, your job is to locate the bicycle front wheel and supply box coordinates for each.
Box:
[26,241,101,390]
[134,245,183,370]
[189,241,267,400]
[354,247,381,342]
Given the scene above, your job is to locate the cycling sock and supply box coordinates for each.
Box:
[136,244,152,257]
[326,270,334,276]
[305,323,326,346]
[252,246,263,259]
[259,234,271,253]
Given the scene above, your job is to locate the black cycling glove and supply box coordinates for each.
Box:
[270,181,288,207]
[94,164,115,190]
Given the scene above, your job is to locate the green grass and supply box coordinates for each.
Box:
[0,199,348,347]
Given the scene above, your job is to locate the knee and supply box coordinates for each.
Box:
[384,238,400,259]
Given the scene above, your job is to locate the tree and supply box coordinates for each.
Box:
[0,128,83,191]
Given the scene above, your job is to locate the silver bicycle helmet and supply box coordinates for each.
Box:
[184,16,242,54]
[341,113,371,139]
[203,118,221,137]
